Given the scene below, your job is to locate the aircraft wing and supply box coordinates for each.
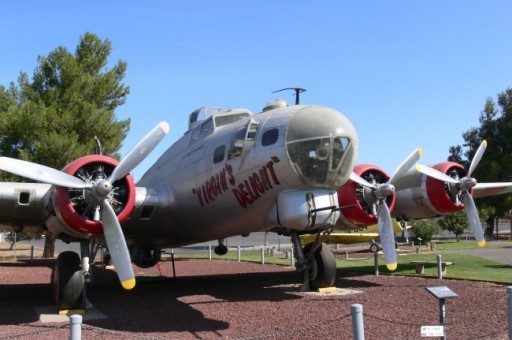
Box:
[472,182,512,198]
[301,219,404,245]
[0,182,51,232]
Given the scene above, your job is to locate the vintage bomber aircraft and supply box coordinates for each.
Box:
[0,95,379,310]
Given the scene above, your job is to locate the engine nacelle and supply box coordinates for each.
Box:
[53,155,136,237]
[336,164,395,228]
[393,161,470,219]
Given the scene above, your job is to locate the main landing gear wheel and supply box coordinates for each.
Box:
[304,242,337,289]
[52,251,85,311]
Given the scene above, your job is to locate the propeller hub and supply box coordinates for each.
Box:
[460,177,477,191]
[92,179,113,199]
[375,183,395,199]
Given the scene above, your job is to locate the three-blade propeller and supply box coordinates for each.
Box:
[349,148,423,270]
[0,121,170,289]
[415,140,488,247]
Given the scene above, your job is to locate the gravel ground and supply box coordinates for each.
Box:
[0,257,509,340]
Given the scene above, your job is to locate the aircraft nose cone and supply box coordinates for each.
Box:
[285,106,359,188]
[286,106,358,143]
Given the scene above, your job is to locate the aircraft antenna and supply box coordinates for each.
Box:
[272,87,306,105]
[94,136,103,155]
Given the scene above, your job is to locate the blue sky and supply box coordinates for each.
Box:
[1,1,511,180]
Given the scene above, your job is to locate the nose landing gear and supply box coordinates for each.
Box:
[290,231,337,291]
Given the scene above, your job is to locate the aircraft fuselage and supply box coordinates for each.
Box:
[124,104,358,248]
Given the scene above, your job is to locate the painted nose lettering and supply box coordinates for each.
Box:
[192,157,280,208]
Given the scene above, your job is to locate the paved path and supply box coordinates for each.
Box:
[439,240,512,265]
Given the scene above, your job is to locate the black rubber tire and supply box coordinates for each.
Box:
[214,244,228,256]
[370,243,379,253]
[52,251,85,311]
[304,242,337,289]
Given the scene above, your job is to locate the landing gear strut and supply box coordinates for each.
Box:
[290,232,337,291]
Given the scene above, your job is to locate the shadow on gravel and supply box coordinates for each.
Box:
[0,283,54,325]
[84,265,305,334]
[0,259,55,269]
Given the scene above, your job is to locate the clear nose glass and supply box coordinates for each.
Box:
[287,136,350,186]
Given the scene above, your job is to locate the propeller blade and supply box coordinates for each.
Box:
[388,148,423,184]
[377,201,397,271]
[0,157,90,189]
[416,164,460,184]
[101,200,136,289]
[467,140,487,177]
[350,171,376,188]
[460,191,486,247]
[109,121,170,183]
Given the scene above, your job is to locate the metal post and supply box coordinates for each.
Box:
[30,245,34,261]
[290,246,295,267]
[437,254,443,280]
[208,244,212,260]
[373,252,379,276]
[237,246,241,262]
[351,304,365,340]
[13,232,16,261]
[260,247,265,265]
[69,314,82,340]
[507,286,512,340]
[439,298,447,340]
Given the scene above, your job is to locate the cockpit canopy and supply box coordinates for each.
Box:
[188,107,252,131]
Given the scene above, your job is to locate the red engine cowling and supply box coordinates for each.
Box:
[337,164,395,227]
[53,155,136,236]
[425,161,470,214]
[393,161,473,219]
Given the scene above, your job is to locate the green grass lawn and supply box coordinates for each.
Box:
[339,253,512,284]
[173,244,512,284]
[431,240,505,250]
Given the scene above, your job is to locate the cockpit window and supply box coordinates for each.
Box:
[215,112,250,127]
[261,129,279,146]
[199,119,214,139]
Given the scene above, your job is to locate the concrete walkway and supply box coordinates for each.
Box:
[439,240,512,265]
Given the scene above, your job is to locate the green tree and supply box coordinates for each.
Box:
[0,33,130,257]
[448,88,512,236]
[410,219,441,244]
[437,212,468,241]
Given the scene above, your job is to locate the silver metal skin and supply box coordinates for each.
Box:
[127,105,358,247]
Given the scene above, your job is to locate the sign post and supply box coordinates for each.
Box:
[424,286,458,339]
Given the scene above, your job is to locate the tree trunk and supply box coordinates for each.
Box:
[485,216,495,238]
[42,232,56,258]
